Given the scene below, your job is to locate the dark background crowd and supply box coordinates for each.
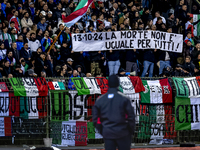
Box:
[0,0,200,79]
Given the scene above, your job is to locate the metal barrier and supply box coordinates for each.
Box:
[0,77,199,145]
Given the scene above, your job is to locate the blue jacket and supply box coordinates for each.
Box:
[37,22,47,32]
[16,41,24,51]
[68,74,80,90]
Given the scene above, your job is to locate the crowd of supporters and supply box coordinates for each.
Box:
[0,0,200,78]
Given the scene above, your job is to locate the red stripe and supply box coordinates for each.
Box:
[34,77,48,96]
[9,93,20,117]
[48,81,55,90]
[37,97,47,118]
[62,0,93,23]
[4,117,12,136]
[75,121,87,146]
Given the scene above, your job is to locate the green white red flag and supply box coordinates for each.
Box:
[62,0,93,27]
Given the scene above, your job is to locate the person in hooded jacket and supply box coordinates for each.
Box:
[93,74,135,150]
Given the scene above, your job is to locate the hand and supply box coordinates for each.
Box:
[28,58,31,60]
[133,49,136,52]
[44,66,47,69]
[19,70,23,73]
[101,57,104,60]
[176,18,179,22]
[68,71,72,74]
[80,51,83,54]
[72,85,75,88]
[71,51,74,53]
[154,49,157,52]
[187,12,190,16]
[10,63,14,66]
[110,49,112,53]
[98,51,101,54]
[194,68,199,73]
[62,12,66,16]
[0,67,3,71]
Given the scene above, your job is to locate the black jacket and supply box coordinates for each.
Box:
[34,57,45,76]
[10,48,20,64]
[20,48,32,64]
[93,88,135,139]
[125,49,139,62]
[106,50,120,61]
[143,49,156,63]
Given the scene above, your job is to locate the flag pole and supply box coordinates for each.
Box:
[47,25,66,54]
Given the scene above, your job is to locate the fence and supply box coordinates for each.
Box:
[0,77,200,146]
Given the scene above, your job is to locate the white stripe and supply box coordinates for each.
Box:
[184,77,200,98]
[83,77,101,95]
[64,15,84,28]
[52,82,60,90]
[150,105,165,139]
[147,80,162,103]
[193,15,198,36]
[190,98,200,130]
[28,97,39,119]
[61,121,76,146]
[119,77,135,94]
[22,78,39,97]
[0,92,9,117]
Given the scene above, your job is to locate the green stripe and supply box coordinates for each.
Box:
[50,91,70,121]
[87,122,95,139]
[197,15,200,36]
[175,97,191,130]
[74,0,88,11]
[172,78,189,97]
[58,82,66,90]
[72,77,90,95]
[9,78,26,96]
[140,80,150,103]
[20,97,29,119]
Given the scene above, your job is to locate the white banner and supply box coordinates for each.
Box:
[72,30,183,53]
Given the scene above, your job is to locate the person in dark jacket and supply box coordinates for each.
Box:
[10,42,20,64]
[93,74,135,150]
[20,42,32,65]
[107,49,120,76]
[191,43,200,60]
[193,54,200,76]
[141,49,157,77]
[125,49,139,75]
[34,52,46,77]
[60,42,72,62]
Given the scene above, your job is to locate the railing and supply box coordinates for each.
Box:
[0,77,199,146]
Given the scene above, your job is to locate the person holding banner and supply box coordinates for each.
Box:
[93,74,135,150]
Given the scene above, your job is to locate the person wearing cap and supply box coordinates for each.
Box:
[34,10,46,24]
[46,11,55,28]
[66,58,74,75]
[93,75,135,150]
[21,12,33,29]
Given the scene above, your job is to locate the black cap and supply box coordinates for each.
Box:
[108,75,119,88]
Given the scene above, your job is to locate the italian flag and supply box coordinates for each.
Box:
[140,79,172,104]
[71,77,101,95]
[0,117,12,137]
[119,76,145,94]
[193,14,200,36]
[62,0,93,27]
[175,97,200,130]
[95,77,108,94]
[48,81,66,90]
[9,78,48,97]
[61,121,87,146]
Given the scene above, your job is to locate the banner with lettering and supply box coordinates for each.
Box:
[50,90,98,121]
[9,77,48,97]
[140,79,172,104]
[0,117,12,136]
[172,77,200,98]
[0,92,47,119]
[175,97,200,130]
[71,77,101,95]
[72,31,183,53]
